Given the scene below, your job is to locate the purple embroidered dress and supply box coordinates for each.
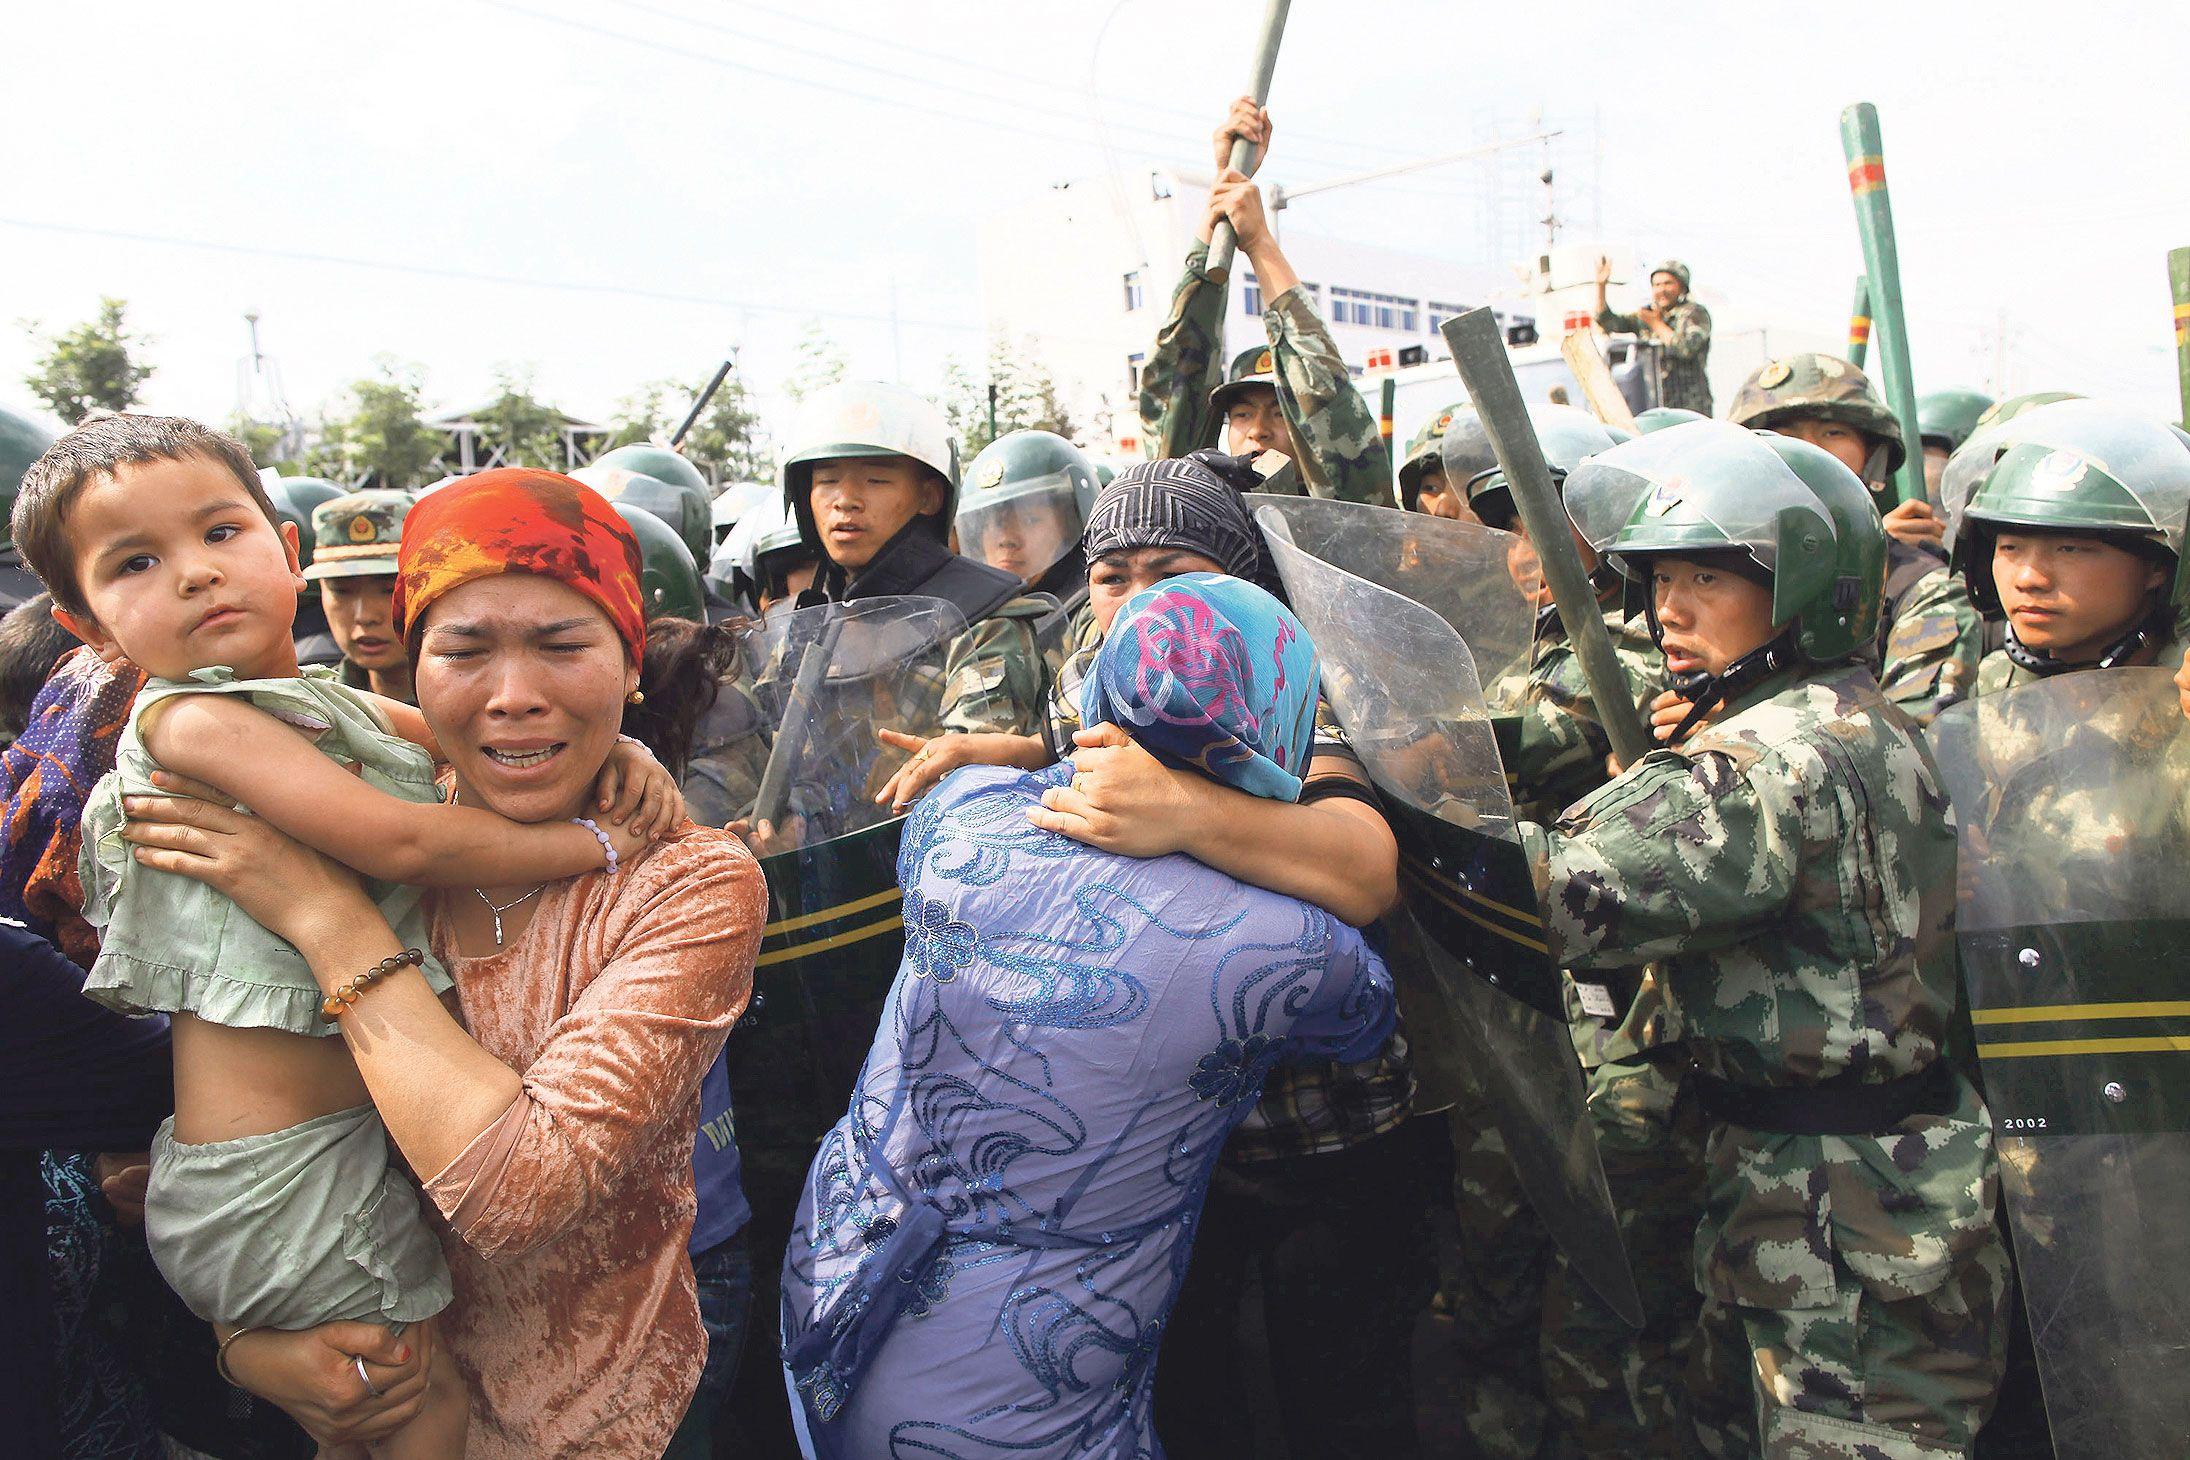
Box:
[779,576,1395,1459]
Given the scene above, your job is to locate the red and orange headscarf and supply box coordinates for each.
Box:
[393,468,647,663]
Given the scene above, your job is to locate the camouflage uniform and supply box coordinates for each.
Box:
[1878,555,1984,723]
[1521,664,2008,1458]
[680,672,772,829]
[1490,597,1709,1458]
[1731,355,1987,725]
[1139,240,1397,507]
[1503,601,1669,826]
[937,600,1051,735]
[1597,261,1713,415]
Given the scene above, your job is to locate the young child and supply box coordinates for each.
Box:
[12,416,674,1459]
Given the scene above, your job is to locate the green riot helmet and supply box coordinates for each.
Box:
[611,501,706,622]
[1630,406,1705,435]
[258,472,314,566]
[1398,401,1465,511]
[1602,421,1840,733]
[1755,433,1888,661]
[0,405,57,551]
[780,380,960,552]
[955,429,1096,589]
[1916,388,1996,454]
[593,443,710,498]
[574,463,712,565]
[1948,401,2190,656]
[1972,390,2082,437]
[1727,352,1906,478]
[1452,403,1627,532]
[269,476,345,569]
[1940,392,2100,554]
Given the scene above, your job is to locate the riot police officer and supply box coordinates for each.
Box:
[1730,353,1985,721]
[783,380,1051,735]
[1523,421,2007,1458]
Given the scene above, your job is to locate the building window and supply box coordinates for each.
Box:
[1243,273,1263,315]
[1127,352,1146,394]
[1123,270,1144,313]
[1329,286,1422,330]
[1428,301,1470,333]
[1399,306,1419,332]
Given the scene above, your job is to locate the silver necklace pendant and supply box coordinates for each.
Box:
[476,885,544,947]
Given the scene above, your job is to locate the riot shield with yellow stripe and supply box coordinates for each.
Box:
[726,597,967,1289]
[1259,505,1642,1328]
[1931,667,2190,1457]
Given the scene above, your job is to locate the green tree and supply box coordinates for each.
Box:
[310,358,440,489]
[476,365,563,469]
[941,336,1077,456]
[607,373,772,484]
[21,297,156,423]
[782,321,847,404]
[226,413,294,472]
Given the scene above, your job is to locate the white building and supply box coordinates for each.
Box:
[976,166,1834,453]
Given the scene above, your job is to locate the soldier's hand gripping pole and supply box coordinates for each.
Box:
[671,358,735,448]
[2170,246,2190,425]
[1840,104,1924,504]
[753,617,844,831]
[1444,309,1655,769]
[1206,0,1292,284]
[1847,275,1872,369]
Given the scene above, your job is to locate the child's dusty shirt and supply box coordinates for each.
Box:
[79,665,453,1036]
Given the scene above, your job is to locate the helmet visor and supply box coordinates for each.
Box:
[1600,423,1828,580]
[1957,400,2190,553]
[956,474,1086,585]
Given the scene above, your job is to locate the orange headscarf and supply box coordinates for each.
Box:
[393,468,647,663]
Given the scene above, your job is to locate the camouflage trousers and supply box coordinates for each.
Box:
[1446,1069,1552,1460]
[1540,1052,1707,1458]
[1687,1188,2010,1459]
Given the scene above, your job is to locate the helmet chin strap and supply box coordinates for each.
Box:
[2002,602,2172,677]
[1647,594,1801,743]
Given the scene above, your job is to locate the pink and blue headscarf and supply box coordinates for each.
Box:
[1080,573,1319,803]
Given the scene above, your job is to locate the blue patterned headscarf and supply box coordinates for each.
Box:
[1080,573,1318,802]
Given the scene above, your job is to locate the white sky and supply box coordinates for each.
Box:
[7,0,2185,439]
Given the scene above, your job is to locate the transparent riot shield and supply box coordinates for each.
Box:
[1261,514,1643,1328]
[1930,668,2190,1458]
[726,596,966,1259]
[1247,492,1540,695]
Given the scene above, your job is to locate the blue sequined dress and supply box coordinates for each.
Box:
[780,763,1396,1459]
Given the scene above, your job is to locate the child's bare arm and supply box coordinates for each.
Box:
[145,696,635,887]
[363,692,682,837]
[362,693,441,762]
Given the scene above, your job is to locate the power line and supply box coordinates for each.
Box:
[694,0,1424,171]
[0,214,984,334]
[473,0,1186,165]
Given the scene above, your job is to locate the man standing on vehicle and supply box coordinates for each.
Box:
[1595,256,1714,416]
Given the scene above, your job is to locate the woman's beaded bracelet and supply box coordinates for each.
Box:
[572,816,618,874]
[320,948,426,1024]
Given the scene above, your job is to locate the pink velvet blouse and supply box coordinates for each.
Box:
[421,823,765,1459]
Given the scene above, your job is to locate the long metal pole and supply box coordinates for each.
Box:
[1846,276,1871,369]
[1443,309,1653,767]
[671,357,734,448]
[1839,104,1923,503]
[1206,0,1291,284]
[2170,246,2190,424]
